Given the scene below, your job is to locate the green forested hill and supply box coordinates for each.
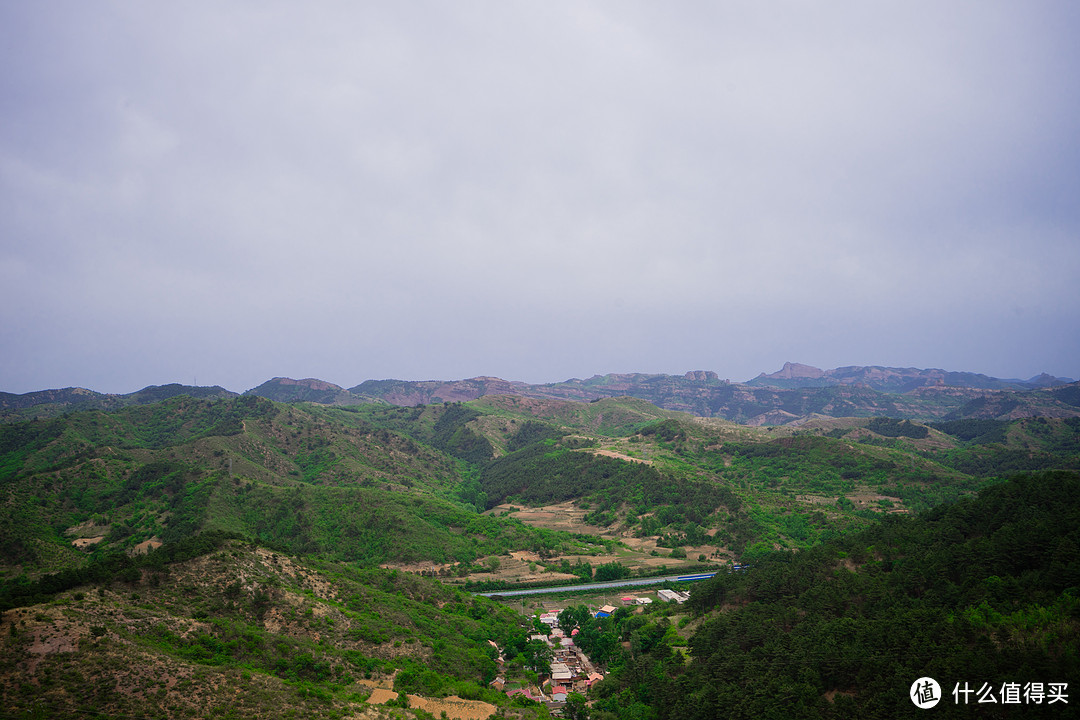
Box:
[342,396,1080,573]
[2,390,1079,719]
[580,470,1080,719]
[3,393,1078,581]
[0,396,582,576]
[0,384,238,421]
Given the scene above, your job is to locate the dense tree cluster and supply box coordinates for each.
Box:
[865,417,929,439]
[930,418,1009,443]
[590,471,1080,719]
[0,530,242,610]
[507,420,565,452]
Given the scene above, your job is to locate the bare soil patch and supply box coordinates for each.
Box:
[590,448,652,465]
[824,688,858,702]
[131,537,163,555]
[408,694,496,720]
[796,489,908,514]
[501,501,595,534]
[365,687,496,719]
[367,688,399,704]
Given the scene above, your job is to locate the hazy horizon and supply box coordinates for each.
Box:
[4,3,1078,395]
[3,360,1075,398]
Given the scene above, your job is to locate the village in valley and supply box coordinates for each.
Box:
[491,588,691,712]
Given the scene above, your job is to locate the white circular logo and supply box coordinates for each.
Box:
[911,677,941,709]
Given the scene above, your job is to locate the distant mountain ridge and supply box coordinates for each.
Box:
[0,383,237,419]
[341,367,1080,424]
[746,361,1073,392]
[349,376,532,405]
[243,377,368,405]
[3,364,1078,425]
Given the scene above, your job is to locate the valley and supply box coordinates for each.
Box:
[1,373,1078,718]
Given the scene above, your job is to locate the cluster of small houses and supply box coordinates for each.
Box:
[490,590,692,708]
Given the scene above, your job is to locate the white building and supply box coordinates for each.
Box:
[550,662,572,682]
[657,589,690,603]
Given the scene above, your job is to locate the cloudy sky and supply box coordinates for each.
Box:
[2,2,1078,394]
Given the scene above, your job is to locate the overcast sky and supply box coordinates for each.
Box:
[2,2,1078,394]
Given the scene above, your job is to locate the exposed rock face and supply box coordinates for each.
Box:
[766,362,825,380]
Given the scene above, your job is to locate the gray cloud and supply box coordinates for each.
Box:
[2,1,1078,394]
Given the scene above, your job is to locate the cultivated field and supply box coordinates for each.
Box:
[449,501,730,586]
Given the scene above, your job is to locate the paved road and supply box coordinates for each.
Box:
[475,572,716,598]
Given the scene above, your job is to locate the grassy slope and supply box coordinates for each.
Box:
[449,400,1080,561]
[3,394,1077,582]
[0,397,584,578]
[0,540,544,720]
[470,395,692,438]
